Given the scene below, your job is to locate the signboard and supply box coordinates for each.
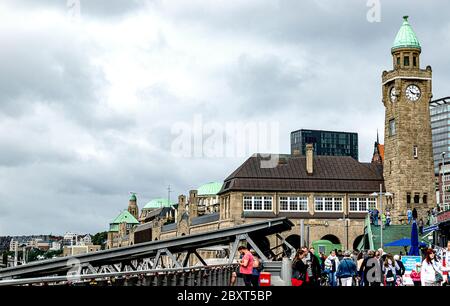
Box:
[437,210,450,223]
[401,256,422,286]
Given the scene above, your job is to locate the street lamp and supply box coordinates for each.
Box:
[371,184,393,249]
[338,213,350,251]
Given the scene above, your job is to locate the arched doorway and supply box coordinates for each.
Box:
[285,234,301,250]
[321,234,341,245]
[353,235,364,251]
[248,235,272,258]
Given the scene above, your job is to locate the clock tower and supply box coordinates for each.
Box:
[382,16,435,223]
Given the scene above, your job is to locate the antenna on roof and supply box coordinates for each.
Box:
[167,185,171,209]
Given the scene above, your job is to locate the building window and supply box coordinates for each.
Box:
[349,197,377,212]
[243,196,272,211]
[279,196,308,212]
[414,193,420,204]
[413,56,417,67]
[397,57,400,66]
[314,196,343,212]
[423,193,428,204]
[389,119,396,136]
[404,56,410,66]
[413,145,418,158]
[407,193,411,204]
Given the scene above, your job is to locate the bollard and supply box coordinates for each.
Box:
[281,257,292,286]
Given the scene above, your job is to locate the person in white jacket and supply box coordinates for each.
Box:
[324,250,340,287]
[421,248,444,286]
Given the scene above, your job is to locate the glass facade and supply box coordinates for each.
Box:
[431,103,450,174]
[290,129,359,160]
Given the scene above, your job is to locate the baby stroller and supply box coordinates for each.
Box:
[320,271,330,287]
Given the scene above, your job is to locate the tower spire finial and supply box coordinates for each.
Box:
[403,15,409,22]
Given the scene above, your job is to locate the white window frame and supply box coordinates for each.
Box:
[349,197,377,212]
[279,196,308,212]
[243,196,273,211]
[314,196,344,212]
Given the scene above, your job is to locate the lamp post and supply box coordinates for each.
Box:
[371,184,393,249]
[442,152,446,211]
[338,214,349,251]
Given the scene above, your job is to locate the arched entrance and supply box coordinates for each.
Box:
[285,234,301,250]
[321,234,341,245]
[248,235,271,258]
[353,235,364,251]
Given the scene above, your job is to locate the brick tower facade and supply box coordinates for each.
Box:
[382,16,435,223]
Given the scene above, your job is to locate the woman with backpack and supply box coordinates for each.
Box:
[250,249,263,287]
[291,249,308,286]
[382,254,400,286]
[421,248,444,286]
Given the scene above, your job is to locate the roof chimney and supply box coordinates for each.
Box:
[306,144,313,175]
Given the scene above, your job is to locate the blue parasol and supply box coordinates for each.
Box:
[384,238,426,247]
[408,220,420,256]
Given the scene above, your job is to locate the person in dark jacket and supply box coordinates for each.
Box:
[301,246,322,287]
[394,254,406,286]
[291,250,308,286]
[412,208,418,220]
[359,250,382,286]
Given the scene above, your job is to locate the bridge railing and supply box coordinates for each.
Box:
[0,264,239,287]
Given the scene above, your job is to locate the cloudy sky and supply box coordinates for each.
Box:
[1,0,449,235]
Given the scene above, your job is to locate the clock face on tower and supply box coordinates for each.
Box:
[390,87,397,102]
[405,84,421,102]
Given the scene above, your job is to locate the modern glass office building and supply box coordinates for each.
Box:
[290,129,359,160]
[430,97,450,174]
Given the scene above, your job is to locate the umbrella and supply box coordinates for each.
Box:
[408,220,420,256]
[384,237,427,247]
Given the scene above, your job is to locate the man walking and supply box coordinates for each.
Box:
[238,246,254,287]
[336,251,357,286]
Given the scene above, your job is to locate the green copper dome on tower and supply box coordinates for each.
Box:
[392,16,421,52]
[129,193,137,201]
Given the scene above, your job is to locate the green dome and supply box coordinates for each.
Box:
[129,193,137,201]
[392,16,421,51]
[197,182,223,196]
[143,198,176,210]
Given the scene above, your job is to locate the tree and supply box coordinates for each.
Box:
[91,232,108,249]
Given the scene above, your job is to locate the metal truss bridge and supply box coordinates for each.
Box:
[0,218,295,286]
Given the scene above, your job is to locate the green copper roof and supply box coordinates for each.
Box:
[197,182,223,196]
[392,16,421,51]
[129,193,137,201]
[111,210,139,225]
[143,198,176,210]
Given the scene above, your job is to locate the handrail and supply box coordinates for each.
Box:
[0,264,239,286]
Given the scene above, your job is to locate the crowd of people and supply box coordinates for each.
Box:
[290,242,450,287]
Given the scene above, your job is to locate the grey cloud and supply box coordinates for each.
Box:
[227,54,310,115]
[6,0,147,19]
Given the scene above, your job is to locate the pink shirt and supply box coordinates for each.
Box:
[240,252,254,275]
